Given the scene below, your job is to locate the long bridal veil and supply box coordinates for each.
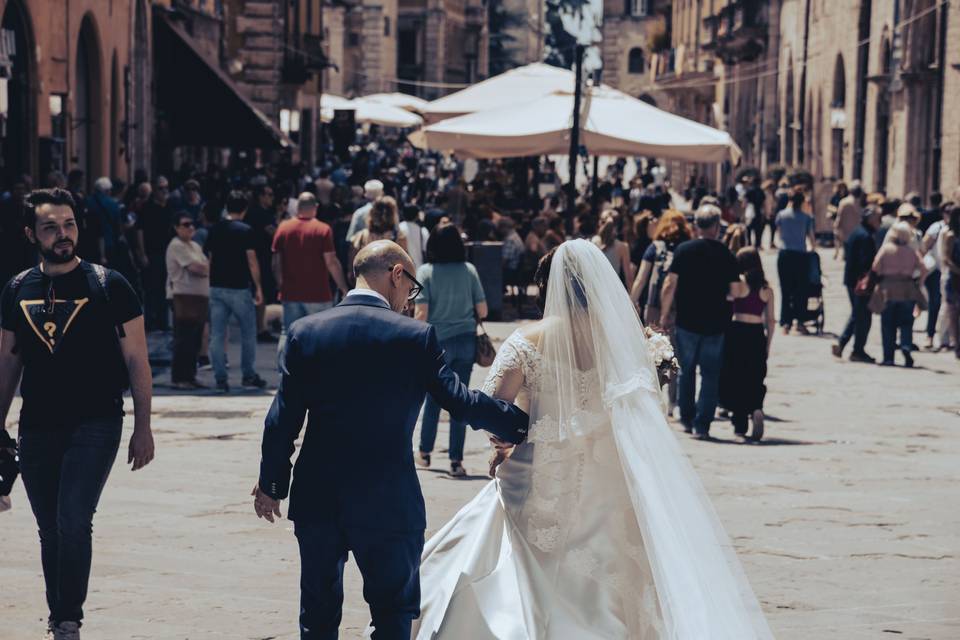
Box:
[535,239,773,639]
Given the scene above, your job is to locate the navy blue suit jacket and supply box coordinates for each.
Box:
[258,293,528,532]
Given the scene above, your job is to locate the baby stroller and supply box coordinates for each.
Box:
[796,251,825,334]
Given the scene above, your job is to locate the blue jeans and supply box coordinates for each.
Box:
[881,300,915,363]
[294,520,423,639]
[18,418,122,624]
[419,332,476,462]
[209,286,258,383]
[675,327,725,435]
[278,301,334,367]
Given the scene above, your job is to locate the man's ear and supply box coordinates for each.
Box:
[24,226,36,244]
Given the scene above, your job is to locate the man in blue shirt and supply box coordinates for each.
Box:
[775,190,816,334]
[833,206,880,362]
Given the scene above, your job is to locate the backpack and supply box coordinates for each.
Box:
[646,240,674,310]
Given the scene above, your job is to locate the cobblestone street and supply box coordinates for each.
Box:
[3,248,959,639]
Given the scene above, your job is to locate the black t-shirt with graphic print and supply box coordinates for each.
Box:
[0,261,142,428]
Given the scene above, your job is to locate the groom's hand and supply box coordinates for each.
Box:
[252,484,283,523]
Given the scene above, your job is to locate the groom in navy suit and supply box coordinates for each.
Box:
[254,240,528,639]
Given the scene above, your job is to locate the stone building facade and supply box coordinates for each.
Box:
[0,0,141,187]
[394,0,488,99]
[654,0,957,203]
[599,0,668,103]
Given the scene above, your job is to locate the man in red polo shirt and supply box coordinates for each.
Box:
[272,193,349,354]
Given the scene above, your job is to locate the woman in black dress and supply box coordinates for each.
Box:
[720,247,776,441]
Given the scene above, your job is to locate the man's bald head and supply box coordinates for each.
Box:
[354,240,415,279]
[353,240,417,312]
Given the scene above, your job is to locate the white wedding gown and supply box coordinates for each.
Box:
[410,240,773,640]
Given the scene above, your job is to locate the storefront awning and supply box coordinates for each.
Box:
[153,11,292,149]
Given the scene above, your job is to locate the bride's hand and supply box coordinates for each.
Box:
[488,437,513,478]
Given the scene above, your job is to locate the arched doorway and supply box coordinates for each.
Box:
[875,37,891,193]
[0,0,37,187]
[110,51,120,179]
[831,54,846,179]
[131,0,150,175]
[902,0,939,197]
[75,14,103,187]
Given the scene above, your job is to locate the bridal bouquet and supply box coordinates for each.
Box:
[645,327,680,387]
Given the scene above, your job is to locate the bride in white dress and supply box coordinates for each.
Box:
[411,239,773,639]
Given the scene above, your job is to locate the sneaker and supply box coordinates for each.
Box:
[680,420,693,434]
[415,450,431,468]
[831,344,843,358]
[449,462,467,477]
[849,351,876,364]
[197,355,212,370]
[692,430,710,441]
[750,409,765,441]
[53,621,80,640]
[215,381,230,394]
[242,374,267,389]
[878,360,896,367]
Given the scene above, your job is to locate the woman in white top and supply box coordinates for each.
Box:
[399,204,430,269]
[165,212,210,389]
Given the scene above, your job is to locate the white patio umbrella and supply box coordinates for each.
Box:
[320,97,424,128]
[320,93,354,111]
[363,92,430,113]
[422,62,580,123]
[409,85,741,164]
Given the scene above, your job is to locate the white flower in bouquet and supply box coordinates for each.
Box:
[644,328,675,367]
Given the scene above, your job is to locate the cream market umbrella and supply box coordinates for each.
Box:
[364,92,430,113]
[410,85,741,164]
[321,97,424,128]
[422,62,579,123]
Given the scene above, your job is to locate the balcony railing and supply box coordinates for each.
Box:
[701,0,766,63]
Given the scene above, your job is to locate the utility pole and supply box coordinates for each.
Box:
[566,44,585,217]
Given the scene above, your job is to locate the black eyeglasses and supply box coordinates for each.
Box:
[390,267,423,301]
[178,221,195,228]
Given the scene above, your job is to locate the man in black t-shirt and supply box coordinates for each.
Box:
[205,190,267,393]
[245,184,278,341]
[0,188,155,637]
[659,205,747,439]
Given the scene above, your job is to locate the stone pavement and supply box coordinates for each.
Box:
[2,247,959,639]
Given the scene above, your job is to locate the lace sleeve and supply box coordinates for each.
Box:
[480,333,527,401]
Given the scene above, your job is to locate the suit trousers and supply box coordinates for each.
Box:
[294,520,423,640]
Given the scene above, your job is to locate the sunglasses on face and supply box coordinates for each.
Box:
[178,221,195,228]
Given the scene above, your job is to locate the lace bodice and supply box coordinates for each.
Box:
[481,330,605,442]
[481,330,543,396]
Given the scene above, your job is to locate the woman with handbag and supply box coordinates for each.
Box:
[871,221,927,367]
[165,212,210,389]
[414,223,488,477]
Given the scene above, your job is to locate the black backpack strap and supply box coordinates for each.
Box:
[6,268,37,354]
[8,267,34,294]
[85,263,126,338]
